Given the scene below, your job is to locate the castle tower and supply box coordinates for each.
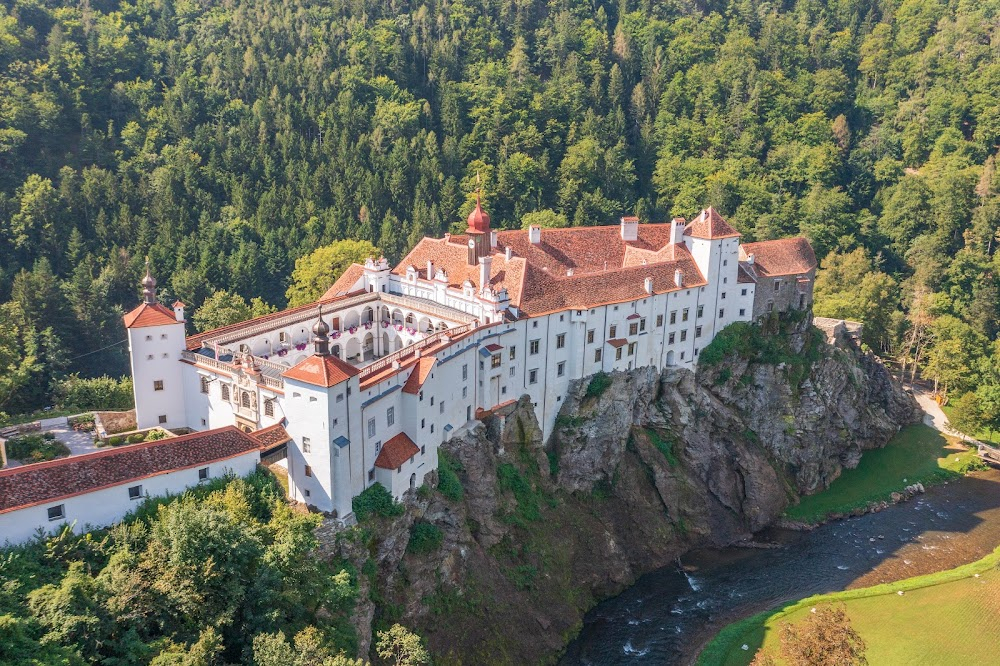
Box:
[124,259,188,430]
[465,177,492,265]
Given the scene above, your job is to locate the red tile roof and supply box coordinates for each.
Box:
[607,338,628,348]
[374,432,420,469]
[484,343,504,352]
[737,263,757,284]
[740,238,817,277]
[393,237,528,304]
[0,426,262,514]
[402,357,436,394]
[320,263,367,300]
[124,302,179,328]
[251,423,292,448]
[282,353,360,387]
[684,207,741,240]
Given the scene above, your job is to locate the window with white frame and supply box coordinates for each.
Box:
[529,369,538,384]
[47,505,65,521]
[556,333,566,349]
[530,339,540,354]
[387,406,395,426]
[302,437,311,453]
[557,361,565,376]
[367,418,376,438]
[128,485,143,500]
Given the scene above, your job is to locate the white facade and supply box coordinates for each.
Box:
[127,212,808,520]
[0,452,259,546]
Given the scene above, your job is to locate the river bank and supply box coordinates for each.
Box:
[562,467,1000,665]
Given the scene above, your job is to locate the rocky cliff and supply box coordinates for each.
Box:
[331,315,920,664]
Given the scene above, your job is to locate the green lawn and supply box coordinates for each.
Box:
[699,546,1000,666]
[783,424,982,524]
[941,404,1000,445]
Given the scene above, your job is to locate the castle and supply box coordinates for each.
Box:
[124,203,816,518]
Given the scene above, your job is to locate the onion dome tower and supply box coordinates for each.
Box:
[312,309,331,356]
[466,174,492,264]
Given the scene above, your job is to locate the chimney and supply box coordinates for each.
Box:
[674,269,684,288]
[747,253,755,265]
[671,218,685,245]
[620,216,638,242]
[505,246,513,260]
[490,230,498,249]
[415,349,421,358]
[172,301,185,322]
[444,232,451,242]
[426,260,434,280]
[567,268,574,276]
[644,277,653,294]
[392,360,401,370]
[529,225,541,244]
[479,255,492,291]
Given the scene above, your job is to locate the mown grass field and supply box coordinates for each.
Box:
[784,424,982,524]
[941,404,1000,445]
[699,546,1000,665]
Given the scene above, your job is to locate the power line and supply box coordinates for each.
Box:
[64,339,128,362]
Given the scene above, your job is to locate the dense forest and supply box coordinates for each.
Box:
[0,0,998,418]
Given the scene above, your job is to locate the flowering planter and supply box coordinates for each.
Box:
[277,349,288,357]
[331,331,341,339]
[349,326,357,334]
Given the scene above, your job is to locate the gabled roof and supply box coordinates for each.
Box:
[737,263,757,284]
[684,207,740,240]
[402,357,436,394]
[321,263,367,300]
[282,353,360,388]
[374,432,420,469]
[0,426,262,515]
[250,423,292,449]
[124,302,179,328]
[740,238,817,277]
[607,338,628,348]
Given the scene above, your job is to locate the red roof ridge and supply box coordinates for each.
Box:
[684,207,741,240]
[402,356,436,394]
[374,432,420,469]
[124,302,179,329]
[251,423,293,448]
[282,353,360,388]
[740,237,817,277]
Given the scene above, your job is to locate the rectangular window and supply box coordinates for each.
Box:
[491,354,501,368]
[681,330,688,342]
[595,348,602,362]
[719,308,725,318]
[682,309,689,322]
[560,314,564,322]
[739,308,746,316]
[721,292,726,299]
[670,311,677,325]
[530,339,540,355]
[587,329,595,344]
[668,332,676,344]
[440,401,445,414]
[305,465,312,477]
[128,485,142,500]
[681,351,686,360]
[153,380,164,391]
[556,333,566,349]
[221,384,230,401]
[656,314,663,327]
[609,325,617,338]
[47,505,64,521]
[696,326,703,338]
[774,280,781,292]
[302,437,311,453]
[462,364,468,380]
[628,342,637,356]
[629,322,638,336]
[264,399,274,417]
[198,467,209,481]
[336,393,344,403]
[509,346,516,360]
[768,301,775,312]
[421,418,425,429]
[200,377,209,394]
[387,407,395,426]
[529,369,538,384]
[368,468,375,482]
[640,318,646,332]
[697,305,704,318]
[367,418,376,438]
[741,288,748,296]
[463,386,468,398]
[557,361,565,377]
[158,415,167,424]
[509,366,515,376]
[615,347,623,361]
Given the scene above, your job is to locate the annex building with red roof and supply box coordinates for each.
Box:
[116,200,815,521]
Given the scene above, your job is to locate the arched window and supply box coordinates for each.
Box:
[241,392,251,408]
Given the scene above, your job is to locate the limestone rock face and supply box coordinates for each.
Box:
[335,319,920,664]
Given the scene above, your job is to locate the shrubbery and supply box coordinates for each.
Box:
[407,521,444,555]
[53,375,134,411]
[437,450,464,502]
[351,483,404,522]
[585,372,612,399]
[5,434,70,463]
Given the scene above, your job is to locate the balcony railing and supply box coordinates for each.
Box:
[359,320,480,380]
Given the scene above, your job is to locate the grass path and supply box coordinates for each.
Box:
[699,545,1000,665]
[783,424,982,524]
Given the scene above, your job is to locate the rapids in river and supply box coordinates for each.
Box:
[562,469,1000,665]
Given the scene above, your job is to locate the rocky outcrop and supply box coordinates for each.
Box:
[333,316,920,664]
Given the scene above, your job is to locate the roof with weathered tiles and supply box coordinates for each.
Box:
[0,426,262,514]
[282,353,360,388]
[740,237,817,278]
[684,207,741,240]
[402,356,436,394]
[374,432,420,469]
[124,302,178,329]
[321,263,367,300]
[250,423,293,448]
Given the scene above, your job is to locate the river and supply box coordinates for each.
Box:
[562,469,1000,665]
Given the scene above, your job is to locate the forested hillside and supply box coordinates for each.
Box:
[0,0,998,417]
